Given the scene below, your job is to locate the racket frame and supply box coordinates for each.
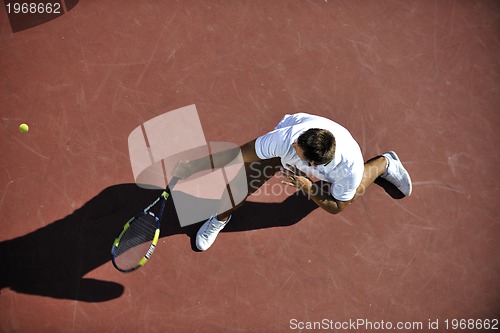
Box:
[111,178,178,273]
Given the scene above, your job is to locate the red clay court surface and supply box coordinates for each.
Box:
[1,1,499,332]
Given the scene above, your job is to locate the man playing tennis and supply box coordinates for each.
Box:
[173,113,412,251]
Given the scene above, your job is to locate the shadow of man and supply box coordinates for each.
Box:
[0,182,318,302]
[0,153,402,302]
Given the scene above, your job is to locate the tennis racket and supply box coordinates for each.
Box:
[111,177,179,272]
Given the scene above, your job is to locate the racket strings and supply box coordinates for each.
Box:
[114,213,158,269]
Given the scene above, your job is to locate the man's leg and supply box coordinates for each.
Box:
[353,151,412,202]
[216,157,282,221]
[352,156,387,201]
[195,139,281,251]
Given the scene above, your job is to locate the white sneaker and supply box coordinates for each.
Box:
[380,151,412,196]
[196,215,231,251]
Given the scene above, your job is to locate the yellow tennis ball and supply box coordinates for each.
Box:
[19,123,29,133]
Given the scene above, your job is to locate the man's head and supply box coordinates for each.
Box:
[293,128,335,166]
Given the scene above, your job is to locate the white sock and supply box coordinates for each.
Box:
[383,156,390,176]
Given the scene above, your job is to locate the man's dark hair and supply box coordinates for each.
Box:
[297,128,336,165]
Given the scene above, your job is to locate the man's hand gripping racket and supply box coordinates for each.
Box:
[111,177,179,272]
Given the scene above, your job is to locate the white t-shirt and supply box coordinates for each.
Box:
[255,113,364,201]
